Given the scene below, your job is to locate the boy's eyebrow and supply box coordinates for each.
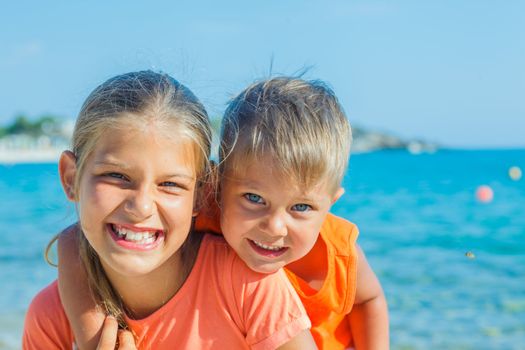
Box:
[236,180,325,201]
[233,178,263,188]
[294,194,322,203]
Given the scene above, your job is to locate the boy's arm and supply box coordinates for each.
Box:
[57,223,106,350]
[349,244,389,350]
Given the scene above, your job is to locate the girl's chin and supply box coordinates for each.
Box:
[102,256,165,278]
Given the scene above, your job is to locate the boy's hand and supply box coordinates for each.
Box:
[96,316,136,350]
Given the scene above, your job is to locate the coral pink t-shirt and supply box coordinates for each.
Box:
[23,234,311,350]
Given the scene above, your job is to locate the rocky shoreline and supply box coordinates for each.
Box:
[351,126,438,154]
[0,125,438,164]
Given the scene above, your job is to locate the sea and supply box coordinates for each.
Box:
[1,149,524,349]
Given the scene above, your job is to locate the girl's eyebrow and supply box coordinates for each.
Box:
[94,160,195,180]
[165,173,195,181]
[93,160,130,169]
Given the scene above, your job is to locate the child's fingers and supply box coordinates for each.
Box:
[95,316,118,350]
[117,330,137,349]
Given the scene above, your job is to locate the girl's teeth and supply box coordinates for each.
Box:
[252,240,283,251]
[113,225,158,243]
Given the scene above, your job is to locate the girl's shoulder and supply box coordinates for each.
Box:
[196,233,303,309]
[24,281,65,327]
[23,281,74,349]
[201,232,230,248]
[197,233,233,263]
[196,234,311,349]
[197,233,253,279]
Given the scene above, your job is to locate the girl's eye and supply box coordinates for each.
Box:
[244,193,264,204]
[291,203,311,212]
[160,181,186,192]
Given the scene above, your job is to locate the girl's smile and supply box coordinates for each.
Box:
[62,124,198,280]
[107,223,165,251]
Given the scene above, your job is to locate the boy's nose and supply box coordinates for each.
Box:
[124,186,155,220]
[262,211,287,238]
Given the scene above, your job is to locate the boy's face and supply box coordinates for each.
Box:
[220,157,343,274]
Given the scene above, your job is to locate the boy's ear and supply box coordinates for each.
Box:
[331,187,345,204]
[59,151,78,202]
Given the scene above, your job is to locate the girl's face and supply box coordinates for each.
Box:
[61,123,198,281]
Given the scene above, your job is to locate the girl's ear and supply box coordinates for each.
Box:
[193,162,219,217]
[192,189,201,217]
[59,150,78,202]
[192,181,206,217]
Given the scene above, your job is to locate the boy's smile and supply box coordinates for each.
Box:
[220,157,343,274]
[248,239,289,257]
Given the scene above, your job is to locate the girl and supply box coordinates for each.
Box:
[22,71,315,349]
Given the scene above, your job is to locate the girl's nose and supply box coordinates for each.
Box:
[124,186,155,220]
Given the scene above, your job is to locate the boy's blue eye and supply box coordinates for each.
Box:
[245,193,264,204]
[292,203,311,212]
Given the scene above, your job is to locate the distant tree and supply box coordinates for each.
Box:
[34,115,62,135]
[1,114,62,138]
[6,115,33,135]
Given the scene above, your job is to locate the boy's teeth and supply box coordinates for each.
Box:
[252,240,283,251]
[113,225,158,243]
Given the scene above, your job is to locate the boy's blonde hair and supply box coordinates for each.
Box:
[69,70,211,327]
[220,77,351,194]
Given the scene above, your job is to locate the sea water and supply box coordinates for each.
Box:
[1,150,524,349]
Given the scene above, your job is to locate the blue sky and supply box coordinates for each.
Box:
[1,1,523,148]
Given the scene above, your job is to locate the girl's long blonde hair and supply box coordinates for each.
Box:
[50,71,211,328]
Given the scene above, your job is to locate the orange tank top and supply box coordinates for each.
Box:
[284,213,359,349]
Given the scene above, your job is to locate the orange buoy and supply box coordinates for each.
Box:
[476,185,493,203]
